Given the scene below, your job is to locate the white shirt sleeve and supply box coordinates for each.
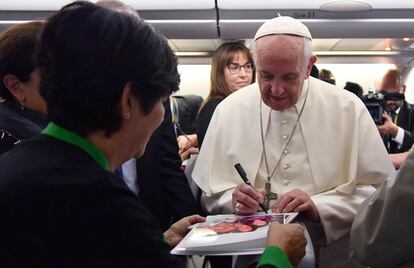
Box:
[201,188,234,214]
[391,126,405,147]
[122,159,138,195]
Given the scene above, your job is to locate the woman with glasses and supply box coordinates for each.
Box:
[197,42,255,148]
[195,42,255,268]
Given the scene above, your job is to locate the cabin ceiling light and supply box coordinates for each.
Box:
[146,20,215,24]
[314,51,400,56]
[175,52,210,57]
[0,20,34,24]
[320,1,372,11]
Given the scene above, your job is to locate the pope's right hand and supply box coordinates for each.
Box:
[232,183,266,215]
[266,222,307,266]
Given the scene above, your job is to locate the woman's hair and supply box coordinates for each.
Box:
[206,42,255,103]
[319,69,334,80]
[0,21,43,102]
[319,69,336,85]
[37,1,180,136]
[344,81,363,99]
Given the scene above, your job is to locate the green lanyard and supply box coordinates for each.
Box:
[42,122,109,170]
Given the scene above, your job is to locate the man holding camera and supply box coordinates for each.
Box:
[377,69,414,153]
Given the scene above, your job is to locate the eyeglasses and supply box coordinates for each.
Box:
[227,63,254,74]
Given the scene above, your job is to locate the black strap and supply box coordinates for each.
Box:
[0,129,21,154]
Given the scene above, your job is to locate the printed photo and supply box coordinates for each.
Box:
[197,214,287,235]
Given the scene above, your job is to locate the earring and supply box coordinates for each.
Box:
[124,112,130,120]
[20,96,26,111]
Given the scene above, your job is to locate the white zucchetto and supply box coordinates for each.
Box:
[254,16,312,41]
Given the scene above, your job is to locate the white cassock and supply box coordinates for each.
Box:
[192,77,394,266]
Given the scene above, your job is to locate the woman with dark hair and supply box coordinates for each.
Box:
[197,42,255,148]
[0,21,48,153]
[0,2,203,267]
[0,2,305,267]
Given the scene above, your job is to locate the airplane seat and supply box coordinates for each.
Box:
[183,154,201,205]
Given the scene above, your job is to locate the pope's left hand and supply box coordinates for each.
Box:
[164,214,205,247]
[179,146,199,161]
[271,188,320,222]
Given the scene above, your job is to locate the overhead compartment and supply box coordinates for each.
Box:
[217,0,414,39]
[2,0,414,39]
[130,0,218,39]
[0,0,219,39]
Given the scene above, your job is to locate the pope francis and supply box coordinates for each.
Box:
[192,16,395,266]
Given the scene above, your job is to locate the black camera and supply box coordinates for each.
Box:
[362,91,405,125]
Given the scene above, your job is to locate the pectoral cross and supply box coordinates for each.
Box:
[263,180,278,211]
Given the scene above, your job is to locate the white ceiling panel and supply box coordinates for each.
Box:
[332,39,385,50]
[0,1,73,10]
[169,39,222,52]
[7,0,414,11]
[312,39,341,51]
[310,19,414,38]
[317,55,410,65]
[370,39,390,50]
[219,19,414,39]
[0,0,215,10]
[149,20,218,39]
[122,0,215,10]
[217,0,414,9]
[235,38,410,53]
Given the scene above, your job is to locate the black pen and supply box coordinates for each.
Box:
[234,163,268,214]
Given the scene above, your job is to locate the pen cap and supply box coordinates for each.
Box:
[234,163,247,178]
